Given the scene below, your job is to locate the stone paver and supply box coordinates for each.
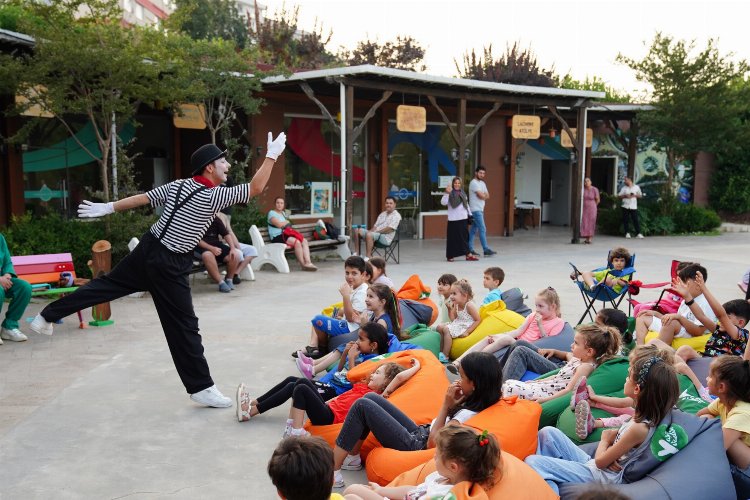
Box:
[0,227,747,498]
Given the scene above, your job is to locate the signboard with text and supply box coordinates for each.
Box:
[396,105,427,132]
[561,128,594,148]
[173,104,207,130]
[511,115,540,139]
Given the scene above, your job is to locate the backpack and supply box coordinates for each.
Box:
[324,222,340,240]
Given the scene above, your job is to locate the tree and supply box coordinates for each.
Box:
[455,42,557,87]
[340,35,426,71]
[559,74,631,103]
[617,33,749,188]
[0,0,191,202]
[249,4,336,70]
[166,0,248,49]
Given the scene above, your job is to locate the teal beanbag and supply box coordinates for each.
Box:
[539,356,629,428]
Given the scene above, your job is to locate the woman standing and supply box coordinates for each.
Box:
[440,177,479,262]
[268,197,317,271]
[580,177,600,244]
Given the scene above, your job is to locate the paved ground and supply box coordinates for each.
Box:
[1,226,748,499]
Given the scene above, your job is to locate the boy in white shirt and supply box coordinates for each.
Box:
[635,263,717,345]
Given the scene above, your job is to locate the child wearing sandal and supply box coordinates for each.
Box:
[697,356,750,497]
[526,353,680,494]
[239,323,389,423]
[299,284,401,377]
[500,323,620,404]
[435,279,481,358]
[296,256,369,360]
[343,426,500,499]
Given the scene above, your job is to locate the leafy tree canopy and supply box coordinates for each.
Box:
[340,35,426,72]
[455,42,557,87]
[165,0,249,49]
[559,74,631,103]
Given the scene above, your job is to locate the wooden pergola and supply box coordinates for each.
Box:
[262,65,605,242]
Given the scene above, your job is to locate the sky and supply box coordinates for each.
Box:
[260,0,749,100]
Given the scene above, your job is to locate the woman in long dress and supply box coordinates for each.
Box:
[440,177,479,262]
[580,177,600,244]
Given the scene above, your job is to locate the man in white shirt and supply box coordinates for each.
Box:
[353,197,401,260]
[618,176,644,239]
[468,165,496,256]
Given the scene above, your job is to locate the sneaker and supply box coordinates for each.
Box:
[625,233,632,239]
[333,469,345,488]
[289,428,311,438]
[297,350,313,366]
[1,327,28,342]
[341,454,362,471]
[636,233,644,239]
[224,279,235,290]
[296,357,314,380]
[236,383,252,422]
[466,254,479,261]
[30,314,54,336]
[446,363,460,376]
[218,281,232,293]
[190,385,232,408]
[570,376,589,410]
[699,386,714,403]
[469,250,480,256]
[483,249,497,256]
[575,400,595,440]
[232,275,241,285]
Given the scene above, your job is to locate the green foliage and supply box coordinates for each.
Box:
[709,162,750,214]
[228,198,267,244]
[166,0,248,49]
[2,211,158,276]
[455,42,557,87]
[340,36,427,72]
[559,74,631,103]
[0,3,25,30]
[596,193,721,236]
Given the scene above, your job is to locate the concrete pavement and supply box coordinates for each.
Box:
[0,226,747,498]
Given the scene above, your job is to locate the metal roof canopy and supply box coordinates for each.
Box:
[261,65,605,243]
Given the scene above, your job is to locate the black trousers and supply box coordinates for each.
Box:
[622,208,641,235]
[41,231,213,394]
[256,376,337,424]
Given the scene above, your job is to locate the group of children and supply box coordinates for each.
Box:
[255,246,750,499]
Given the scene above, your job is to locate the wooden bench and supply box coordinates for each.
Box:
[249,223,351,273]
[10,252,86,327]
[127,237,255,284]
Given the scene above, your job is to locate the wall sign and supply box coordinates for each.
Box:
[396,105,427,132]
[511,115,540,139]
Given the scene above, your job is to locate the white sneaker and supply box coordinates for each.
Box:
[636,233,644,239]
[625,233,632,239]
[341,454,362,470]
[30,314,54,336]
[333,469,345,488]
[289,428,311,438]
[1,328,28,342]
[190,385,232,408]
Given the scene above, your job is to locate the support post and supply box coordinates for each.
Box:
[89,240,114,327]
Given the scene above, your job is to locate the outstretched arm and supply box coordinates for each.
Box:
[381,359,421,398]
[249,132,285,197]
[78,193,150,218]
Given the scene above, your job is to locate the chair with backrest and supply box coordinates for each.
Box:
[371,224,400,264]
[570,251,636,325]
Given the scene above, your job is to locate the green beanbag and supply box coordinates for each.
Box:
[402,323,441,357]
[539,356,630,428]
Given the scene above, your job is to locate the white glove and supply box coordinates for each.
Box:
[78,200,114,218]
[266,131,286,160]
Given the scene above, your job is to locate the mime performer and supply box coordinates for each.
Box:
[30,132,287,408]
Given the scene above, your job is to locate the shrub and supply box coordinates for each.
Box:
[228,197,267,244]
[2,210,158,277]
[709,164,750,214]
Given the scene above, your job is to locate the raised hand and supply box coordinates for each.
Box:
[266,132,286,160]
[78,200,114,218]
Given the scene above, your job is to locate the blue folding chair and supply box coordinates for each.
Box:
[570,253,636,325]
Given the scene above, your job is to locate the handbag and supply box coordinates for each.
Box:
[282,225,305,243]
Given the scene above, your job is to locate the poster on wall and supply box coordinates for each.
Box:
[310,182,333,216]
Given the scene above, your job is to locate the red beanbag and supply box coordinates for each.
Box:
[304,350,449,459]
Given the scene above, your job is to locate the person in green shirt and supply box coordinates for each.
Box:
[0,234,32,344]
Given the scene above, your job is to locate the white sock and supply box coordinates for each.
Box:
[286,418,294,426]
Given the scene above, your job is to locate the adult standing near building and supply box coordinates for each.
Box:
[0,234,32,345]
[580,177,600,244]
[30,132,287,408]
[352,196,401,261]
[441,177,480,262]
[618,176,644,239]
[467,165,496,256]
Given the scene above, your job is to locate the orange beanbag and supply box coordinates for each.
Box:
[397,274,439,325]
[304,350,449,459]
[387,450,558,500]
[365,396,541,486]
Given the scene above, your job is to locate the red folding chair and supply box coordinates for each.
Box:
[629,260,682,316]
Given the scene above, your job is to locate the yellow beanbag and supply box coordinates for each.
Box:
[365,396,541,486]
[387,450,558,500]
[304,350,448,459]
[644,331,711,353]
[321,301,343,317]
[450,300,525,359]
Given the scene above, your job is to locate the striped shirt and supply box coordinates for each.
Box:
[147,179,250,254]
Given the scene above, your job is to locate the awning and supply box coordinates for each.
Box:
[23,122,135,173]
[527,137,571,161]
